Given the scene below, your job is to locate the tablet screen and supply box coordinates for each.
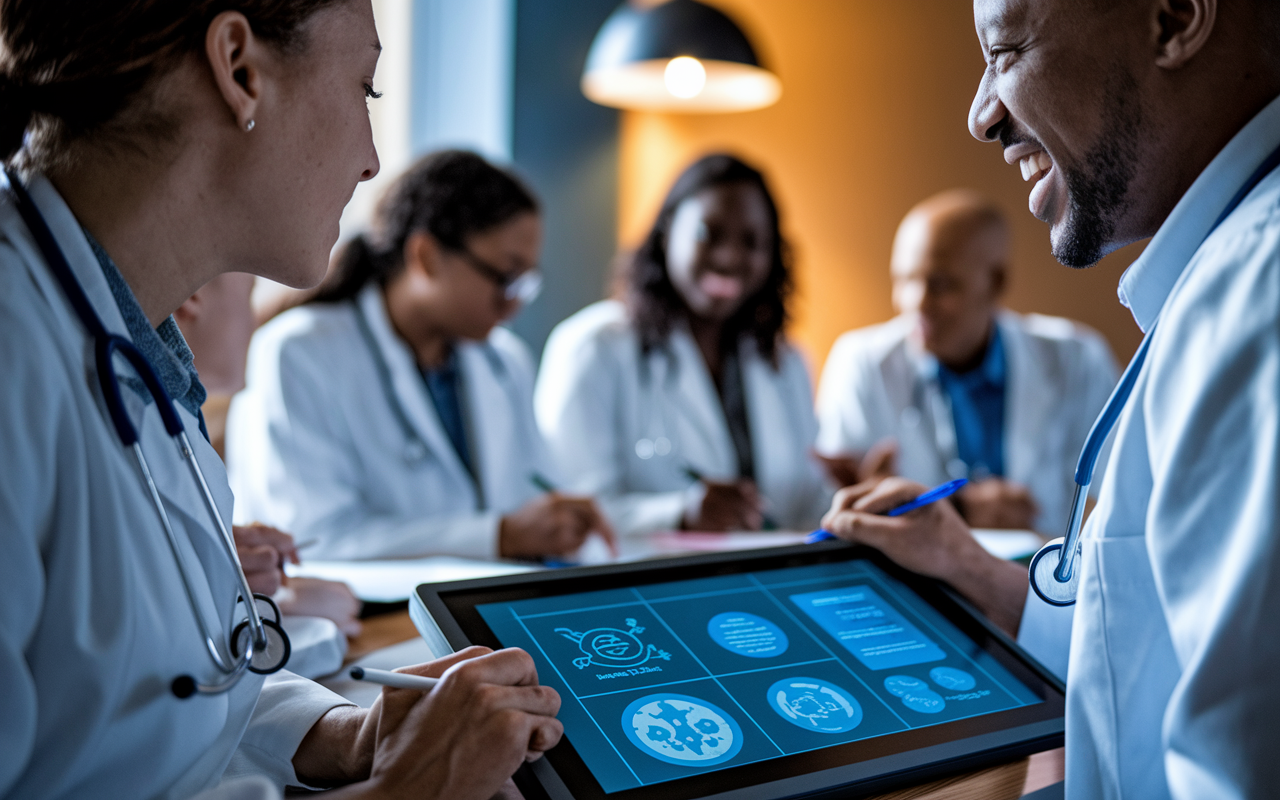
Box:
[473,558,1044,795]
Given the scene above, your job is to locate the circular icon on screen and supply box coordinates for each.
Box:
[883,674,946,714]
[929,666,976,691]
[882,675,929,697]
[707,612,789,658]
[900,690,946,713]
[622,694,744,766]
[768,677,863,733]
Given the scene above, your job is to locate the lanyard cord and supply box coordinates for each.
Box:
[1040,138,1280,599]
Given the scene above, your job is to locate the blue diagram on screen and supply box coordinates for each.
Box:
[622,694,744,766]
[768,677,864,733]
[930,666,976,691]
[791,585,947,670]
[556,618,672,670]
[708,612,789,658]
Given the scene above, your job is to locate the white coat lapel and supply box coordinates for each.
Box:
[739,339,787,492]
[457,341,512,511]
[999,312,1054,485]
[900,333,960,481]
[356,286,477,501]
[17,175,236,633]
[667,328,737,478]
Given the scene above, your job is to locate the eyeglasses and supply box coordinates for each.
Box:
[454,248,543,304]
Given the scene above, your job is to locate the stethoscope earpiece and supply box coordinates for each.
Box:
[1028,538,1080,607]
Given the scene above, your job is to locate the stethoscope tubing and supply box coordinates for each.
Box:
[3,168,279,694]
[1030,139,1280,605]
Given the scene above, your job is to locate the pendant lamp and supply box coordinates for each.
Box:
[582,0,781,113]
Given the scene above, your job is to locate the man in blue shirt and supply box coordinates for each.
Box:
[816,190,1117,533]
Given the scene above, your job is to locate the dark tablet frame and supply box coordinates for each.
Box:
[413,541,1064,800]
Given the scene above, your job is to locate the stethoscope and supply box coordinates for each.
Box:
[635,347,678,461]
[352,296,523,509]
[1028,141,1280,606]
[3,169,290,698]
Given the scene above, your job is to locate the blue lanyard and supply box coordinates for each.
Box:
[1032,138,1280,606]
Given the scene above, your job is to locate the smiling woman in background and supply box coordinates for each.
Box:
[536,154,834,536]
[229,150,615,562]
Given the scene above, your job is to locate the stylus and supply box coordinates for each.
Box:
[349,666,440,691]
[806,478,969,543]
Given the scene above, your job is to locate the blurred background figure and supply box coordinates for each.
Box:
[174,273,362,675]
[537,153,833,536]
[815,189,1117,533]
[228,150,615,562]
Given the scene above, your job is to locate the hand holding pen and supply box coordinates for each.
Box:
[807,478,967,542]
[681,466,765,531]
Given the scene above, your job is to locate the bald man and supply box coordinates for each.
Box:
[815,189,1118,534]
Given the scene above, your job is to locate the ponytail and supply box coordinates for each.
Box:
[0,76,32,162]
[306,149,539,306]
[310,234,395,304]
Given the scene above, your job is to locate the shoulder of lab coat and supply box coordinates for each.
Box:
[748,337,836,528]
[1124,180,1280,799]
[0,181,348,800]
[815,316,916,456]
[535,300,687,533]
[228,301,503,560]
[998,310,1119,500]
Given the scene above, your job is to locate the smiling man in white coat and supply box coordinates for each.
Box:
[816,190,1117,534]
[820,0,1280,797]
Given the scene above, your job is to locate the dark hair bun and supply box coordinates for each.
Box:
[0,75,33,161]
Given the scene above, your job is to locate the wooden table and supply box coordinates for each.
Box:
[346,612,1063,799]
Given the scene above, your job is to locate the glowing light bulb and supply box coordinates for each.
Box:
[664,56,706,99]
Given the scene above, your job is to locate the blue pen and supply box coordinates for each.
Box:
[805,478,968,543]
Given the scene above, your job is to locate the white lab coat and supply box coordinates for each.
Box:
[1019,94,1280,799]
[535,300,834,535]
[0,176,347,800]
[815,310,1118,533]
[228,284,550,560]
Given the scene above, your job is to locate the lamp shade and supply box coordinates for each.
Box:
[582,0,781,113]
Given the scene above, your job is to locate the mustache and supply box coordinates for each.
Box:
[997,119,1042,153]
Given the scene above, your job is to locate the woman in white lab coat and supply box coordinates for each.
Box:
[536,154,834,536]
[229,150,613,561]
[0,3,559,799]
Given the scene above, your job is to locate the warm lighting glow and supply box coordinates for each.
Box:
[583,59,781,113]
[663,56,706,99]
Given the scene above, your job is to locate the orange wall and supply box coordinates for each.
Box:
[617,0,1146,375]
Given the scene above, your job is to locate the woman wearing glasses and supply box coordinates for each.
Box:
[229,150,615,562]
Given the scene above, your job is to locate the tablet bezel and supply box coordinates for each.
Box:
[414,541,1064,800]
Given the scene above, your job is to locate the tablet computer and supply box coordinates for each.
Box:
[412,542,1063,800]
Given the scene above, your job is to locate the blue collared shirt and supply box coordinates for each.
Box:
[421,349,474,478]
[934,327,1006,479]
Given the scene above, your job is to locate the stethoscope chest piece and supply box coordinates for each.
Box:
[229,593,291,675]
[635,436,672,460]
[1029,537,1080,607]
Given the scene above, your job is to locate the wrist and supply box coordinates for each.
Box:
[949,539,1027,637]
[293,705,372,787]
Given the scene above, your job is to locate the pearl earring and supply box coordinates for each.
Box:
[245,119,255,132]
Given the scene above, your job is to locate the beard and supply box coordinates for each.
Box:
[1053,72,1142,268]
